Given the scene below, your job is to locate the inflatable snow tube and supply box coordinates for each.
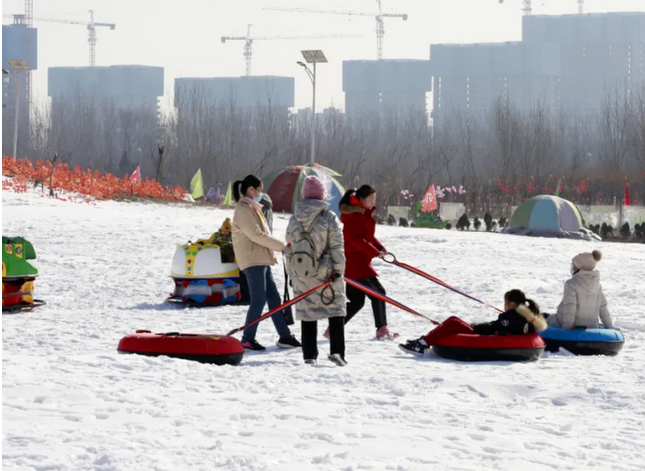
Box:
[117,331,244,365]
[539,327,624,356]
[432,333,545,362]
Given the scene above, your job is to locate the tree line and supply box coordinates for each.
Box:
[12,80,645,215]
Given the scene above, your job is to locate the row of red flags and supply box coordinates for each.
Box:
[421,177,632,212]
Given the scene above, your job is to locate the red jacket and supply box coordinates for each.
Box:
[341,197,385,280]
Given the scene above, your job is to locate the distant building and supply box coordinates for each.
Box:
[430,41,560,125]
[174,76,295,119]
[2,21,37,156]
[522,12,645,112]
[430,12,645,127]
[47,65,164,171]
[48,65,164,115]
[342,59,432,121]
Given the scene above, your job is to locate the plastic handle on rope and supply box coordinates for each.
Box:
[382,252,397,264]
[226,279,332,337]
[343,277,439,325]
[385,252,503,313]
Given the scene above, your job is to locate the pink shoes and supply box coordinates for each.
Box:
[376,326,399,340]
[324,326,399,340]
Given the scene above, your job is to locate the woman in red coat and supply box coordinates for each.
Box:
[335,185,398,340]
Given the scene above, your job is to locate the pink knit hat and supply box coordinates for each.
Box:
[302,175,327,201]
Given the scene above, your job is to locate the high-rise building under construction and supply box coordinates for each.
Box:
[430,12,645,127]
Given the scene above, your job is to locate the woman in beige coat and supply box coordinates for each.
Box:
[231,175,301,351]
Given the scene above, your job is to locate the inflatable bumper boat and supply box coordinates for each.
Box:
[118,330,244,365]
[539,327,624,356]
[2,236,45,313]
[433,333,545,362]
[168,242,243,306]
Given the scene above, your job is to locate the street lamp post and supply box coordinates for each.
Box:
[298,50,327,165]
[7,59,30,159]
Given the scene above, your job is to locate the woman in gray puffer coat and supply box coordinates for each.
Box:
[285,175,347,366]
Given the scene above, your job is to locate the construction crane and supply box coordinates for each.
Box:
[221,24,359,75]
[4,10,116,66]
[498,0,584,16]
[264,0,408,60]
[498,0,533,16]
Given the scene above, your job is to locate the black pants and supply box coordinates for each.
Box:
[345,277,387,329]
[301,317,345,360]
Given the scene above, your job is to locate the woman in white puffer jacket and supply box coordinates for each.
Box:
[548,250,614,330]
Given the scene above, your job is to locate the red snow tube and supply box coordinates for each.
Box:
[117,331,244,366]
[432,333,545,362]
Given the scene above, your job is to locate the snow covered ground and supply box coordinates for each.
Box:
[3,189,645,471]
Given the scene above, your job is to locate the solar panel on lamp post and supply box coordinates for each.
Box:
[7,59,30,159]
[299,50,327,165]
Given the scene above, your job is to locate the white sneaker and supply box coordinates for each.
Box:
[328,353,347,367]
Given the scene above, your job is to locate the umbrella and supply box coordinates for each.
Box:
[263,164,345,217]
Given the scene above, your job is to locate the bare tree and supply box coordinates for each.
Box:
[628,80,645,173]
[13,82,641,208]
[598,89,630,173]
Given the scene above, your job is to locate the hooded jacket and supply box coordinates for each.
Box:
[232,198,284,271]
[473,305,547,336]
[549,270,613,329]
[285,199,346,321]
[259,193,274,233]
[340,196,385,280]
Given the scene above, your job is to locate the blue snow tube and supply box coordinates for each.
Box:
[539,327,624,356]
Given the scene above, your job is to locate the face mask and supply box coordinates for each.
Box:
[253,193,263,203]
[570,266,576,276]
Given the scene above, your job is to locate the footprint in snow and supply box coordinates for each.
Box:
[466,385,488,398]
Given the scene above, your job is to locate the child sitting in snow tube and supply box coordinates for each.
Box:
[399,289,547,356]
[546,250,614,330]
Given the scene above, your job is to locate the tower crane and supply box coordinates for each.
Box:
[264,0,408,60]
[221,24,359,75]
[4,10,116,66]
[498,0,585,16]
[498,0,533,16]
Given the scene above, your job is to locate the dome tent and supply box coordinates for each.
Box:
[262,164,345,218]
[503,195,600,241]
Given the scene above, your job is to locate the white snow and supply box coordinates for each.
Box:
[3,189,645,471]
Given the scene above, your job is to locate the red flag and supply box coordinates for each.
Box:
[422,184,438,212]
[624,177,631,206]
[130,166,141,184]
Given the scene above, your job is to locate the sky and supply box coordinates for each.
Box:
[3,0,645,111]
